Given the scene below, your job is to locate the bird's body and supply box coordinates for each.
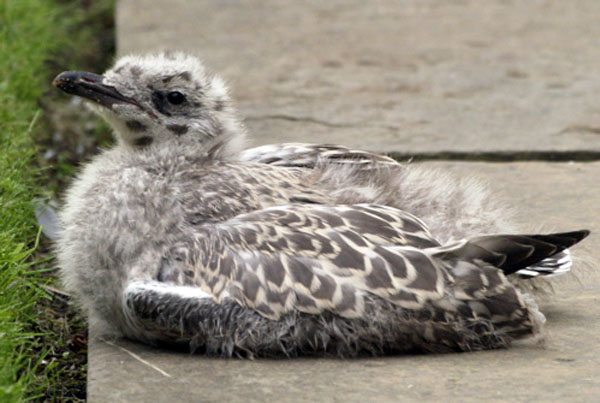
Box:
[54,53,588,357]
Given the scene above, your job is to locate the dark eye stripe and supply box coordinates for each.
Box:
[151,92,171,116]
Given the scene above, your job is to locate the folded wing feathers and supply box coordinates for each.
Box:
[174,202,588,321]
[183,204,447,319]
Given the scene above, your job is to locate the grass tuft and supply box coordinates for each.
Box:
[1,0,114,400]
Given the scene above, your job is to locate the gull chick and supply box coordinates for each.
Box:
[54,52,589,357]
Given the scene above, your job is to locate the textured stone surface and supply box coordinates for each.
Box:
[88,162,600,402]
[116,0,600,152]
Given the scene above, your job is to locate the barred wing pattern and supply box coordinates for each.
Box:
[159,204,454,319]
[239,143,398,168]
[158,203,540,324]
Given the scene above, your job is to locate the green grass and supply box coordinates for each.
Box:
[0,0,114,400]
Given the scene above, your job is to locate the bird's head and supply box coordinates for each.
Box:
[53,52,245,154]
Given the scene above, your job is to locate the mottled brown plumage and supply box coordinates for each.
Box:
[54,53,589,357]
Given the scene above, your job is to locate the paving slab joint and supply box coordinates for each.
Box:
[388,150,600,163]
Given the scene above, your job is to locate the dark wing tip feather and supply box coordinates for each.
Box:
[530,229,590,248]
[441,230,590,276]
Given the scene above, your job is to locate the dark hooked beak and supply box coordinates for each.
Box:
[53,71,140,109]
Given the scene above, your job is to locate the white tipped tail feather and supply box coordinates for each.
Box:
[517,250,573,278]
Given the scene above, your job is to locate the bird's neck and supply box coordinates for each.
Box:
[115,129,247,162]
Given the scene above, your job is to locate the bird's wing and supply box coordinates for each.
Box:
[239,143,399,169]
[161,203,446,319]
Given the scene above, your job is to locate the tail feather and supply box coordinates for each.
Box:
[516,249,573,278]
[434,230,590,276]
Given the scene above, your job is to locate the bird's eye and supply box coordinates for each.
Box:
[166,91,186,105]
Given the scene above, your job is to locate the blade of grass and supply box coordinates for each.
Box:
[1,0,114,400]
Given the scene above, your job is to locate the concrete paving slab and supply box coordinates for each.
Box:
[88,162,600,403]
[116,0,600,153]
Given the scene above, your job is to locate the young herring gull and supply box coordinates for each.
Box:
[53,52,589,357]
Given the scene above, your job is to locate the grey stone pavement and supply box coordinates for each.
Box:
[89,1,600,401]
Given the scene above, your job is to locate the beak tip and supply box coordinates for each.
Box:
[53,72,74,91]
[52,76,62,88]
